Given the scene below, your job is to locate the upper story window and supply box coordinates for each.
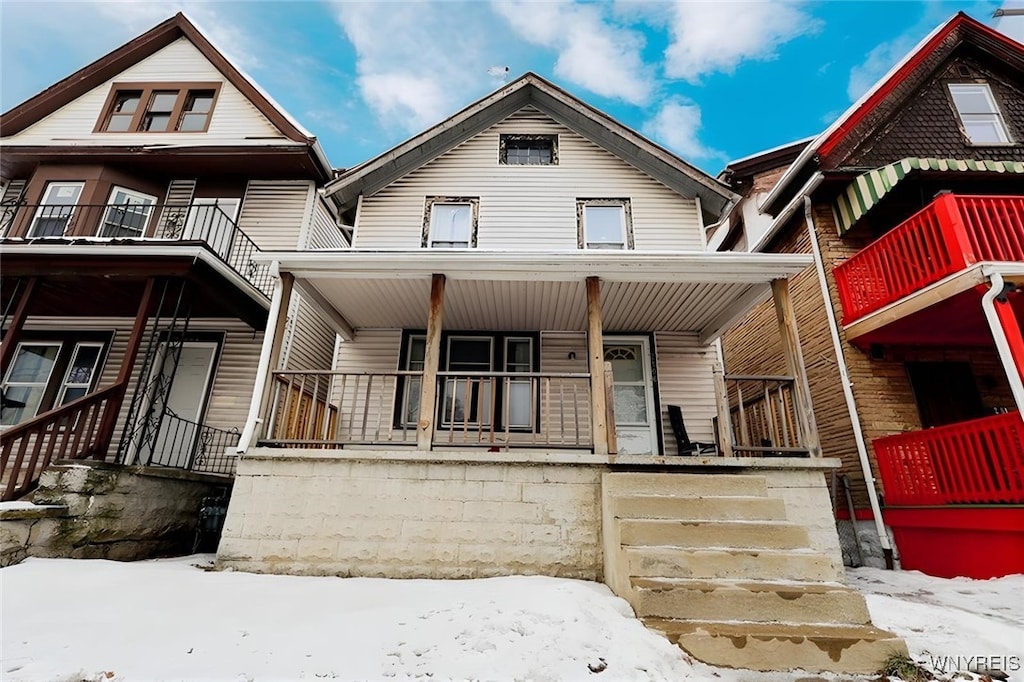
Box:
[29,182,84,237]
[948,83,1012,145]
[500,134,558,165]
[577,198,634,250]
[423,197,478,248]
[97,83,221,133]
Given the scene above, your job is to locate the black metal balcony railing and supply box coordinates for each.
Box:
[136,407,241,476]
[0,202,273,297]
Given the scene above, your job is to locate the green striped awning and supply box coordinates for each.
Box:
[833,157,1024,234]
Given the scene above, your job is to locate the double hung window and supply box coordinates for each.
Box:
[948,83,1012,144]
[577,198,633,250]
[0,340,106,426]
[424,198,478,248]
[99,187,157,238]
[28,182,84,238]
[98,83,220,133]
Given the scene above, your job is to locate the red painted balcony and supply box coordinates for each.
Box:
[874,411,1024,506]
[834,194,1024,324]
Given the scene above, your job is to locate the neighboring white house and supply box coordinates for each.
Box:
[217,73,906,675]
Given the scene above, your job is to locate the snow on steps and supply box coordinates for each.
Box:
[601,471,908,674]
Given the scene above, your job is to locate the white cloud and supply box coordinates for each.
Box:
[331,2,504,132]
[493,1,654,104]
[643,97,724,163]
[663,1,819,82]
[846,33,918,102]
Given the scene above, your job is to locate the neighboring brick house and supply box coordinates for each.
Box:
[715,12,1023,579]
[215,72,906,674]
[0,14,344,556]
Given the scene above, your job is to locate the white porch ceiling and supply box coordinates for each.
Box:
[261,251,811,342]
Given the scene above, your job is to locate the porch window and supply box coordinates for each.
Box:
[948,83,1012,144]
[99,187,157,238]
[505,337,534,428]
[97,83,221,133]
[0,337,109,425]
[577,199,633,249]
[443,337,494,426]
[424,197,478,248]
[28,182,84,237]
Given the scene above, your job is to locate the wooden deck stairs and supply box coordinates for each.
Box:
[601,472,907,674]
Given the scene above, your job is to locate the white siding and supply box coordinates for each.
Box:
[19,317,263,460]
[281,293,339,372]
[653,332,718,453]
[306,197,348,249]
[4,38,288,147]
[353,106,702,251]
[237,180,313,251]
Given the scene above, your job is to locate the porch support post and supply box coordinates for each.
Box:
[712,363,735,457]
[96,277,156,459]
[417,273,445,450]
[587,277,609,456]
[0,276,38,377]
[771,278,820,457]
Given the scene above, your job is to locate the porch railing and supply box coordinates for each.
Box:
[834,194,1024,324]
[263,370,593,449]
[0,202,273,297]
[136,408,241,476]
[0,384,121,501]
[722,374,810,456]
[875,411,1024,506]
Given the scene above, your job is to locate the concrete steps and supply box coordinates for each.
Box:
[601,471,906,674]
[644,618,909,674]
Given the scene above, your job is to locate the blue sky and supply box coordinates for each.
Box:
[2,1,1023,175]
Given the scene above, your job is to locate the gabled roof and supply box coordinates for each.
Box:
[325,72,738,224]
[0,12,332,177]
[760,11,1024,216]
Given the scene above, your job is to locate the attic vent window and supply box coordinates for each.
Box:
[97,82,221,133]
[499,134,557,165]
[948,83,1012,145]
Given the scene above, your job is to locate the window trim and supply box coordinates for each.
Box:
[28,182,85,238]
[422,196,479,249]
[577,198,634,250]
[95,82,222,134]
[946,81,1014,146]
[0,333,112,425]
[499,134,558,166]
[99,186,158,238]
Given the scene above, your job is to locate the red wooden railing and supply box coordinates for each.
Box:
[0,384,121,501]
[834,194,1024,324]
[875,411,1024,506]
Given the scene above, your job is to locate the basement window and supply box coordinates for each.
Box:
[97,83,221,133]
[499,134,557,165]
[948,83,1012,145]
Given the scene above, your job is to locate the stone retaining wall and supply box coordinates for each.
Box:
[0,462,231,566]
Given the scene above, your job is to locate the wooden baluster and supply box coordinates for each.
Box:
[361,375,373,443]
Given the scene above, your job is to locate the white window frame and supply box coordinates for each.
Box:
[948,83,1013,145]
[578,199,633,250]
[99,186,157,238]
[504,337,534,429]
[29,182,85,238]
[423,197,478,249]
[1,342,61,425]
[55,342,106,406]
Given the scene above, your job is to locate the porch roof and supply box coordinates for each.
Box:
[258,250,812,343]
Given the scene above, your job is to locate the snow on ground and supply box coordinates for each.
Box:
[2,557,1021,681]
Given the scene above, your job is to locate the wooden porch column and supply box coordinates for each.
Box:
[95,277,157,458]
[771,278,820,457]
[587,277,609,455]
[712,363,735,457]
[417,274,446,450]
[0,276,38,377]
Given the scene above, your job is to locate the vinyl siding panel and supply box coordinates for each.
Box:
[18,317,262,461]
[353,107,702,251]
[237,180,312,251]
[281,293,339,372]
[4,38,286,147]
[307,197,348,249]
[653,331,718,454]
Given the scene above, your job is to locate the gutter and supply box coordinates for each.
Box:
[803,196,893,565]
[981,269,1024,414]
[747,172,824,254]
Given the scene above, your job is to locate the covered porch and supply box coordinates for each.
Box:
[239,251,820,459]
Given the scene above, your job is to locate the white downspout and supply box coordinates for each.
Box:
[237,261,285,453]
[803,197,893,559]
[981,270,1024,414]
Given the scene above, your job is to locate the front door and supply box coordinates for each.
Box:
[603,337,658,455]
[148,342,218,467]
